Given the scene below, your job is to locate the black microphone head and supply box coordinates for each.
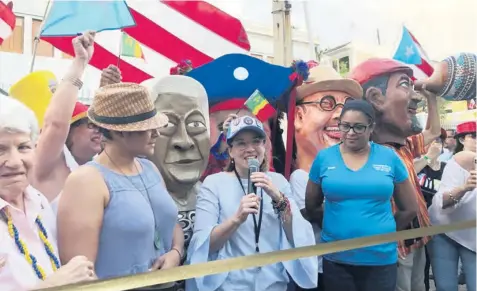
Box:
[247,157,260,172]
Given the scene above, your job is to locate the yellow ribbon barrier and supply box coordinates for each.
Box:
[44,220,475,291]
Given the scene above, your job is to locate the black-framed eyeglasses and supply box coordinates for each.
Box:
[338,123,370,134]
[298,95,352,111]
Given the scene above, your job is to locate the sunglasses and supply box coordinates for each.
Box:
[298,95,353,111]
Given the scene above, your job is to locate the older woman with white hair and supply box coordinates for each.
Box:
[0,96,95,291]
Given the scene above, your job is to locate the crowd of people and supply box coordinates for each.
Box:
[0,32,475,291]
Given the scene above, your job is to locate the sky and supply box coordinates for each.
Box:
[211,0,477,61]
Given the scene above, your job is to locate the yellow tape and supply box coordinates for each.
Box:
[43,220,475,291]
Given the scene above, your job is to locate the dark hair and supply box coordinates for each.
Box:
[454,133,476,154]
[340,99,376,123]
[99,127,113,140]
[66,118,88,150]
[361,75,390,99]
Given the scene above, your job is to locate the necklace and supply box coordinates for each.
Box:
[103,151,161,250]
[0,208,60,280]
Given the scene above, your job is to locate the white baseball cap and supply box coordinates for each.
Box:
[226,116,266,144]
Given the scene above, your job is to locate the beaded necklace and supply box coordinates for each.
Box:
[0,208,60,280]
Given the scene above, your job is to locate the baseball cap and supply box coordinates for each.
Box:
[226,116,266,144]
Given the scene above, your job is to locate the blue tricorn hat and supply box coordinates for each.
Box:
[182,54,309,113]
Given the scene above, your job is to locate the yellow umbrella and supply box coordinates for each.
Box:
[9,71,57,128]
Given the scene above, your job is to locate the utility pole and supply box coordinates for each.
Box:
[272,0,293,66]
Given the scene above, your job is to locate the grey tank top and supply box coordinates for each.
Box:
[87,158,178,279]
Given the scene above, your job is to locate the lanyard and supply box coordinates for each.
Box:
[233,168,263,253]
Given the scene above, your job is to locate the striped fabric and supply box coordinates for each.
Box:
[41,0,250,83]
[386,133,432,258]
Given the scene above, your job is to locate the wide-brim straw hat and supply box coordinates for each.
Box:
[296,66,363,101]
[88,83,168,131]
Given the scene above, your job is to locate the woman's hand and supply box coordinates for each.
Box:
[250,172,281,202]
[426,141,442,161]
[222,114,238,132]
[100,65,122,87]
[462,170,477,192]
[150,250,181,270]
[72,31,95,66]
[42,256,96,287]
[233,193,260,224]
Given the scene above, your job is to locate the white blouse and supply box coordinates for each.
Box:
[429,158,476,252]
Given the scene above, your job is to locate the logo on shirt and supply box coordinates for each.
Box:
[327,166,336,170]
[373,164,391,173]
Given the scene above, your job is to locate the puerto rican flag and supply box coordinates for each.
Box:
[393,26,434,80]
[41,1,251,83]
[0,1,15,45]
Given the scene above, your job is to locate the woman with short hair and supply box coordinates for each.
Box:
[187,115,317,291]
[305,100,418,291]
[0,96,95,291]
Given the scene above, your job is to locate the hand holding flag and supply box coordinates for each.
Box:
[72,31,96,66]
[245,90,276,122]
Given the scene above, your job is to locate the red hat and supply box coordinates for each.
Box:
[455,121,476,138]
[349,58,414,85]
[70,102,88,124]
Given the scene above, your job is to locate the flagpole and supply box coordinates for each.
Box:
[30,0,52,73]
[117,31,123,68]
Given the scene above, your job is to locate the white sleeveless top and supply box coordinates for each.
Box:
[50,145,79,215]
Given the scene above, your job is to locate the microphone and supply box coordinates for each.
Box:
[247,158,260,194]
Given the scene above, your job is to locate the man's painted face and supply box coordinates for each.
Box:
[151,93,209,192]
[295,90,352,159]
[381,73,422,137]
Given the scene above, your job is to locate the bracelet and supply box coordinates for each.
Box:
[171,247,183,260]
[62,76,83,90]
[423,155,431,164]
[272,193,290,214]
[448,192,460,205]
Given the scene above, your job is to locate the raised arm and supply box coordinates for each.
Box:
[33,32,95,183]
[419,89,441,146]
[57,166,108,264]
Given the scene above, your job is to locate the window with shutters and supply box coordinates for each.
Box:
[32,19,54,57]
[0,16,24,53]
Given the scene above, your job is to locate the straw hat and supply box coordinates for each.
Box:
[296,66,363,101]
[88,83,168,131]
[9,71,57,128]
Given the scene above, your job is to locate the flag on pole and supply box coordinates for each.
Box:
[393,26,434,80]
[245,89,276,122]
[0,1,15,45]
[121,32,145,60]
[41,0,135,37]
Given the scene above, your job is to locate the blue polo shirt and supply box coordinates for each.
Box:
[309,142,408,266]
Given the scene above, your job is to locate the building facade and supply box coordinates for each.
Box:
[1,1,318,104]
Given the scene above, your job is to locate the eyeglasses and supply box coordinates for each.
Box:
[338,123,370,134]
[231,138,265,151]
[299,95,352,111]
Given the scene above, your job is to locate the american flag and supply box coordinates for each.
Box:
[41,0,251,83]
[0,1,15,45]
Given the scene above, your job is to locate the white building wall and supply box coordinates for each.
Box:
[1,0,319,104]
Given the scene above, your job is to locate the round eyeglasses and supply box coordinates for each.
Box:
[299,95,353,111]
[338,123,370,134]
